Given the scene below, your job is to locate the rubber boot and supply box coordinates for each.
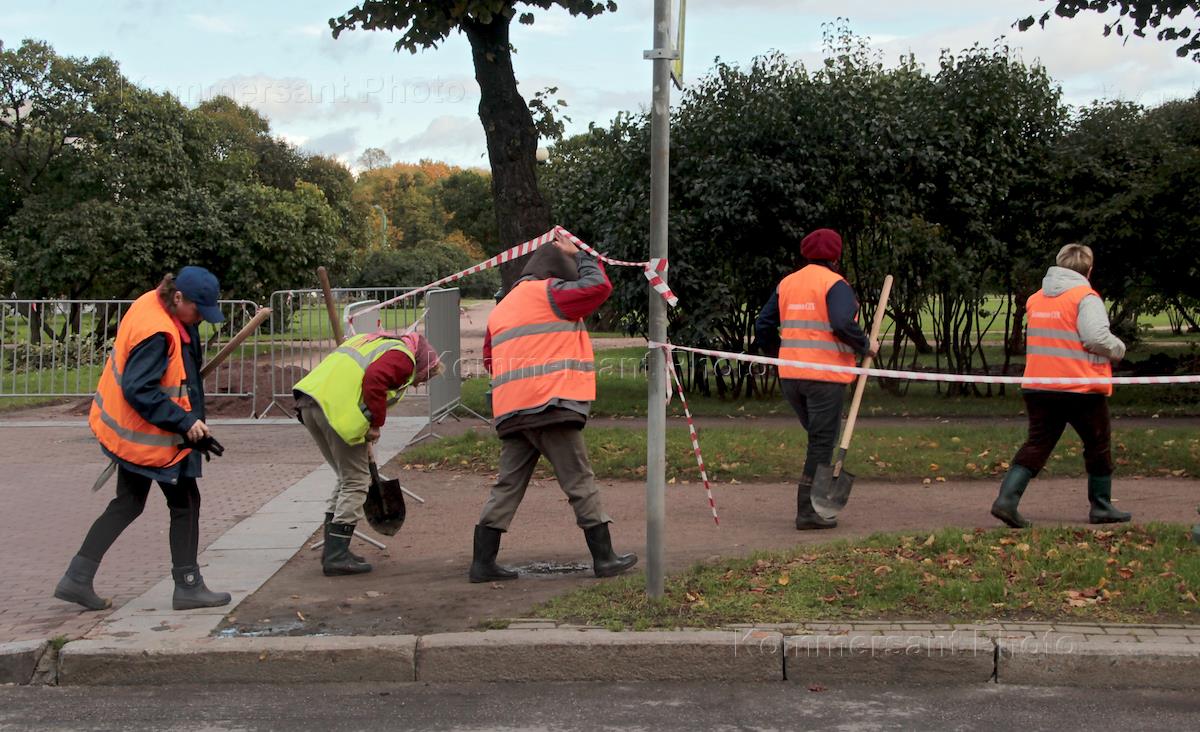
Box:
[583,522,638,578]
[1087,475,1131,524]
[53,555,112,611]
[171,565,232,610]
[325,512,365,563]
[796,475,837,530]
[323,523,373,576]
[469,524,518,583]
[991,465,1034,529]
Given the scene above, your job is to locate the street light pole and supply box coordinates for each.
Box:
[644,0,673,599]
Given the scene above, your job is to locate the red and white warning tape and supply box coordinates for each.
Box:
[358,226,677,317]
[662,346,720,526]
[650,342,1200,386]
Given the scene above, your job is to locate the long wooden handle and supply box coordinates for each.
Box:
[836,274,894,453]
[200,307,272,380]
[317,266,344,345]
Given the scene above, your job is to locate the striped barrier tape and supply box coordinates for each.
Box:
[661,346,720,526]
[358,226,677,317]
[649,342,1200,386]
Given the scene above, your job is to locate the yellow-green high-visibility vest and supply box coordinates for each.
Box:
[293,333,416,445]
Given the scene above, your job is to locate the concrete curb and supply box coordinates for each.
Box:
[23,628,1200,688]
[783,633,996,686]
[0,640,48,685]
[998,639,1200,689]
[417,629,783,682]
[58,636,418,686]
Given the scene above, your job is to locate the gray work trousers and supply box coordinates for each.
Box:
[298,403,370,525]
[479,425,611,531]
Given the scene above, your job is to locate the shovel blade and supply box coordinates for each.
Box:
[365,463,407,536]
[810,463,855,520]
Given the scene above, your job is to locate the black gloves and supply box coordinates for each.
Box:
[185,434,225,462]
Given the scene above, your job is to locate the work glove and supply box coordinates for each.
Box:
[185,434,225,462]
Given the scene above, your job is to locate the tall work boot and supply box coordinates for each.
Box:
[991,465,1034,529]
[53,555,112,611]
[171,565,232,610]
[1087,475,1132,524]
[325,512,365,563]
[583,523,638,578]
[323,523,373,576]
[469,524,518,583]
[796,476,837,530]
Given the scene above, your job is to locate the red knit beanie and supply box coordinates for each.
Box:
[800,228,843,261]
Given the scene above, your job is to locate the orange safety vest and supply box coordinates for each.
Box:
[1023,284,1112,396]
[488,280,595,421]
[89,290,193,468]
[776,265,857,383]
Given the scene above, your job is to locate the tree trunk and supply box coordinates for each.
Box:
[464,17,552,295]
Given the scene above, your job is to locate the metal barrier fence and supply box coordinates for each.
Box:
[262,287,424,417]
[1,299,261,415]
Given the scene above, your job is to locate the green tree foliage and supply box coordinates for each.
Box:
[1019,1,1200,61]
[544,28,1070,396]
[330,1,617,292]
[0,40,363,304]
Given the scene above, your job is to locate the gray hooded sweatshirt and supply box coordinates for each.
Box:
[1036,266,1126,363]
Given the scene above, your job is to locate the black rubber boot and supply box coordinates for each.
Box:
[323,523,373,576]
[583,522,638,578]
[469,524,518,583]
[1087,475,1131,524]
[991,465,1034,529]
[171,565,232,610]
[325,512,365,563]
[54,555,112,611]
[796,476,837,530]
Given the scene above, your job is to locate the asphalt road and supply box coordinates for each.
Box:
[2,682,1197,731]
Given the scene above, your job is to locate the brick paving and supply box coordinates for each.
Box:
[0,423,323,644]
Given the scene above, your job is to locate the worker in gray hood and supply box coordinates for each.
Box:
[991,243,1128,529]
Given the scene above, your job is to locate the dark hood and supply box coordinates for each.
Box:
[519,245,579,283]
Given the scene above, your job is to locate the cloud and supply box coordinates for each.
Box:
[387,114,488,164]
[186,13,237,34]
[301,127,360,159]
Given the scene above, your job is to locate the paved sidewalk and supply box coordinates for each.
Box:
[0,422,325,644]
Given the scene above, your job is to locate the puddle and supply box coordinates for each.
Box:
[215,621,327,638]
[513,561,591,577]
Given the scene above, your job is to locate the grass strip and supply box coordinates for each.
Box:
[531,524,1200,629]
[400,424,1200,483]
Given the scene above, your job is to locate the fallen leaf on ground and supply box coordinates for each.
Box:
[808,684,828,692]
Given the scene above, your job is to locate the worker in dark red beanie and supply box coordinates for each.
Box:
[754,228,877,530]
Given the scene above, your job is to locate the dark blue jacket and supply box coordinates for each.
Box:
[754,262,871,358]
[100,327,206,483]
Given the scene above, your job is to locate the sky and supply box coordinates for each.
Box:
[3,1,1198,170]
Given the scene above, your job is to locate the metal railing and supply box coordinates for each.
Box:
[1,299,262,416]
[262,287,425,416]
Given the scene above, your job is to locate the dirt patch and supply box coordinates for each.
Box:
[217,470,1199,637]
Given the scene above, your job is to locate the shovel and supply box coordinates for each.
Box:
[362,442,425,537]
[811,275,893,520]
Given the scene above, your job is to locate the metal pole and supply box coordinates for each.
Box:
[645,0,673,599]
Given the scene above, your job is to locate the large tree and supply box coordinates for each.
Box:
[1019,1,1200,60]
[329,1,617,292]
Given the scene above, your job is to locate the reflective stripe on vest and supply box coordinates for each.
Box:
[292,333,416,445]
[1023,285,1112,396]
[488,279,595,421]
[88,290,193,468]
[776,265,857,383]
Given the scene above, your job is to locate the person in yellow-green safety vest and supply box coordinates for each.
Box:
[293,331,442,576]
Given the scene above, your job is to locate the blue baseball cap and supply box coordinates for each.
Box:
[175,266,224,324]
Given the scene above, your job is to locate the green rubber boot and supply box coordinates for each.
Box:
[1087,475,1131,524]
[990,465,1034,529]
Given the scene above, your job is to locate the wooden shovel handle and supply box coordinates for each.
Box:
[200,307,272,380]
[317,266,344,345]
[836,274,893,453]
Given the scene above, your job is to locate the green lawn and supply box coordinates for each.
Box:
[531,524,1200,629]
[400,424,1200,483]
